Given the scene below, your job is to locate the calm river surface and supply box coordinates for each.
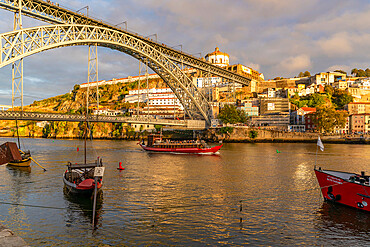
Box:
[0,137,369,246]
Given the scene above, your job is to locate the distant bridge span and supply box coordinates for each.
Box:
[0,111,206,129]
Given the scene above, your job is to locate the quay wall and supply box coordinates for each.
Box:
[0,224,29,247]
[201,127,370,144]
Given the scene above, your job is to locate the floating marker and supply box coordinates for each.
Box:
[117,162,125,170]
[77,147,79,152]
[276,149,281,153]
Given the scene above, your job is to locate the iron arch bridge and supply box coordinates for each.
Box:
[0,24,212,124]
[0,0,254,85]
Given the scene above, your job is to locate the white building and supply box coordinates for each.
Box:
[205,47,230,68]
[80,69,196,88]
[125,87,184,118]
[93,108,124,116]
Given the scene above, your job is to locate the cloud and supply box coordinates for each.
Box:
[318,32,353,57]
[326,65,351,73]
[2,0,370,105]
[278,55,312,74]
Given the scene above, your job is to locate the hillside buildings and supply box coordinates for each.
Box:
[78,45,370,133]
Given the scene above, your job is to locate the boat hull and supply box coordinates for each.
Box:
[314,168,370,212]
[63,172,102,195]
[7,157,31,167]
[139,144,223,154]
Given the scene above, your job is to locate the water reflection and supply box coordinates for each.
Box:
[63,188,104,228]
[6,165,32,175]
[316,202,370,233]
[1,138,370,246]
[5,164,32,231]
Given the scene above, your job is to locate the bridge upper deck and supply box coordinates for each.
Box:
[0,111,206,129]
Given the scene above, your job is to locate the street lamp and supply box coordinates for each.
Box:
[145,34,157,42]
[191,52,202,58]
[115,21,127,31]
[170,44,182,52]
[76,6,89,17]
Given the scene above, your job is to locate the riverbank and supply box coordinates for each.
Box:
[0,126,368,144]
[201,127,370,144]
[0,224,29,247]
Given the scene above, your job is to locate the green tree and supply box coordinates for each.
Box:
[366,68,370,77]
[324,85,334,97]
[298,72,304,77]
[351,68,358,76]
[332,89,353,109]
[249,130,258,139]
[218,105,246,124]
[334,70,347,75]
[358,69,366,77]
[219,126,234,134]
[314,106,348,133]
[42,124,51,138]
[303,71,311,77]
[290,93,327,109]
[334,110,349,130]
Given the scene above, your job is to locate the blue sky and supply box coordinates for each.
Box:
[1,0,370,105]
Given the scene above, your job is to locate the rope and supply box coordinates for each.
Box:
[0,180,366,213]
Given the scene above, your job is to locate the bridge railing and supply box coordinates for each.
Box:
[0,111,206,129]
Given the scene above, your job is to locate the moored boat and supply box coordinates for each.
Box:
[7,156,31,167]
[314,167,370,212]
[0,141,32,168]
[138,134,222,154]
[63,158,103,195]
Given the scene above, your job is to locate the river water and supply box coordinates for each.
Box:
[0,137,369,246]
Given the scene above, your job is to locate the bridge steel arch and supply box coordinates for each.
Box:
[0,24,212,124]
[0,0,253,85]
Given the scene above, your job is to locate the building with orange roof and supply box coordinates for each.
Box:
[345,102,370,115]
[205,47,229,68]
[289,107,316,132]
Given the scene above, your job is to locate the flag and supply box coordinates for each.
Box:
[317,136,324,151]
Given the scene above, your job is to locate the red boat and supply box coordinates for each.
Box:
[314,167,370,212]
[63,159,103,195]
[138,134,222,154]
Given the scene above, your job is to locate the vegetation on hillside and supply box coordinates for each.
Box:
[289,86,352,133]
[351,68,370,77]
[297,71,311,77]
[3,77,170,139]
[218,105,246,124]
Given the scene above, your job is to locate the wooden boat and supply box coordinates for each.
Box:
[314,167,370,212]
[63,158,103,195]
[7,155,31,167]
[138,134,223,154]
[0,141,31,167]
[7,119,32,168]
[64,88,104,196]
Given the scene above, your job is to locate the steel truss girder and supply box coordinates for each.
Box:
[0,110,195,127]
[0,24,211,123]
[0,0,252,86]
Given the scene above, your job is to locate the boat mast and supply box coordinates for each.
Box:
[15,118,20,148]
[84,85,88,165]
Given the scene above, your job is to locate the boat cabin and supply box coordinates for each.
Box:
[65,161,102,185]
[147,134,162,147]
